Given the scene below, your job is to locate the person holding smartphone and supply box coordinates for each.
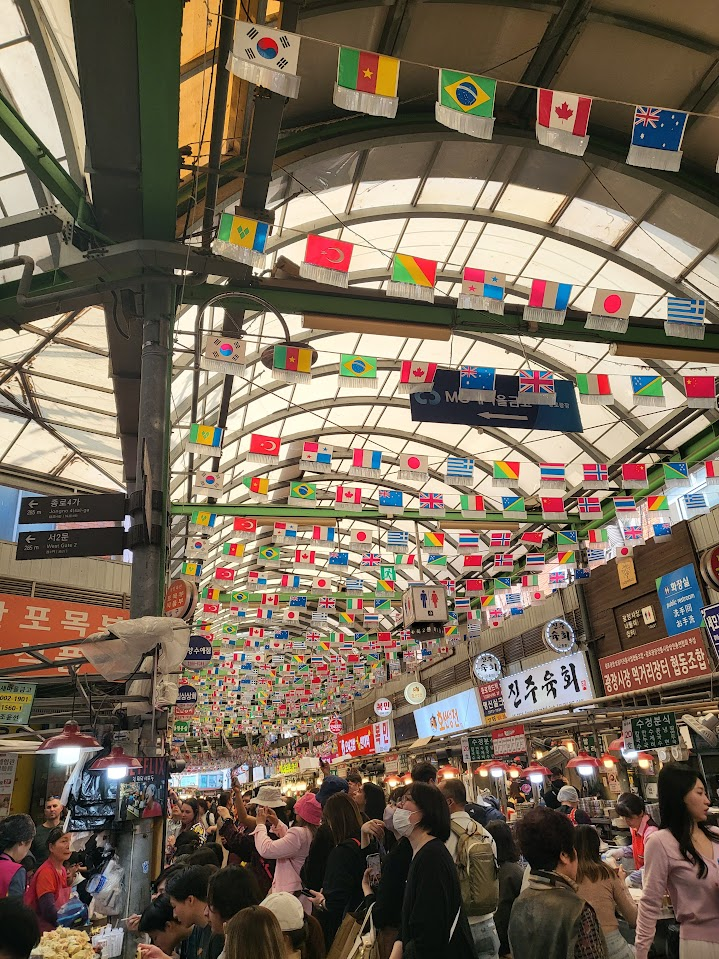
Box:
[253,793,321,913]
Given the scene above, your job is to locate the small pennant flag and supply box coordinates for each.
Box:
[683,375,717,409]
[426,553,447,567]
[456,533,480,555]
[328,551,349,569]
[301,441,333,473]
[201,335,247,375]
[662,462,689,489]
[259,545,281,565]
[493,460,520,488]
[212,215,268,268]
[556,550,577,567]
[214,567,235,582]
[465,578,484,594]
[493,553,514,570]
[684,492,707,513]
[273,521,298,543]
[419,492,445,515]
[350,447,382,477]
[387,253,437,303]
[586,289,635,334]
[233,517,257,539]
[295,549,316,567]
[524,280,572,326]
[576,373,614,406]
[489,530,511,549]
[398,361,437,394]
[395,551,416,566]
[435,70,496,140]
[336,485,363,511]
[312,526,336,543]
[706,461,719,486]
[458,269,505,314]
[194,470,224,494]
[312,575,333,593]
[361,553,381,567]
[287,481,317,508]
[557,530,578,546]
[666,297,707,340]
[522,574,540,587]
[502,495,526,519]
[228,22,302,99]
[182,561,202,578]
[540,463,565,489]
[242,475,270,501]
[186,538,209,560]
[541,496,567,520]
[627,106,687,172]
[423,531,445,550]
[280,574,301,588]
[521,531,544,546]
[378,489,404,514]
[223,542,245,557]
[613,496,637,513]
[653,522,673,542]
[459,366,496,402]
[188,423,223,456]
[536,88,591,155]
[647,495,669,511]
[300,234,353,287]
[518,369,556,405]
[525,553,546,569]
[587,528,609,544]
[621,463,648,488]
[493,577,512,592]
[350,529,373,550]
[460,494,486,518]
[622,524,644,543]
[248,433,281,464]
[399,453,428,482]
[577,496,602,515]
[582,462,609,488]
[587,548,607,563]
[445,456,474,485]
[272,344,313,384]
[334,46,400,117]
[339,354,378,389]
[631,375,666,408]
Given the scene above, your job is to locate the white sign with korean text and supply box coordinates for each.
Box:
[500,652,593,719]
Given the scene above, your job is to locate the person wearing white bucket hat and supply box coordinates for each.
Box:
[254,793,321,912]
[261,893,324,959]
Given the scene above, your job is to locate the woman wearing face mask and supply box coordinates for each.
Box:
[635,765,719,959]
[388,783,474,959]
[359,786,414,959]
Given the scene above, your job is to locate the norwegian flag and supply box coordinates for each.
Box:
[577,496,602,514]
[582,463,609,487]
[419,492,444,512]
[489,530,511,548]
[361,553,381,567]
[440,577,456,595]
[319,597,336,610]
[518,370,556,405]
[493,553,514,569]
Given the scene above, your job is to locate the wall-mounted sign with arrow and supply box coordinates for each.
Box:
[19,493,127,525]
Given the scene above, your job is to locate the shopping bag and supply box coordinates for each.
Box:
[326,913,362,959]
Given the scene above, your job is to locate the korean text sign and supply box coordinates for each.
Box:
[599,628,711,694]
[701,602,719,658]
[413,687,483,738]
[656,564,703,636]
[500,652,593,719]
[336,721,391,758]
[622,713,679,751]
[478,681,507,724]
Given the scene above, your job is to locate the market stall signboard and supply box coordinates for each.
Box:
[622,713,679,751]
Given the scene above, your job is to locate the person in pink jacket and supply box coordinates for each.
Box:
[253,792,322,914]
[635,765,719,959]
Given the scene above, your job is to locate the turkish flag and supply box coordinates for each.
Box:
[214,567,235,581]
[249,433,280,456]
[234,518,257,533]
[304,234,353,273]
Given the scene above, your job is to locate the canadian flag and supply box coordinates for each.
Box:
[336,486,361,506]
[536,88,592,155]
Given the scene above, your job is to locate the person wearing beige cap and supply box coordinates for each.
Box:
[254,792,321,913]
[260,893,324,959]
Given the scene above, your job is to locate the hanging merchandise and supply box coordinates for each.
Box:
[287,481,317,507]
[586,289,635,333]
[541,497,567,520]
[228,22,302,98]
[248,433,281,464]
[399,453,428,481]
[435,69,496,138]
[350,447,382,477]
[582,462,609,487]
[626,106,687,171]
[398,361,437,394]
[631,375,666,408]
[458,269,505,313]
[299,234,354,287]
[524,279,572,325]
[188,423,223,456]
[378,489,404,515]
[621,463,648,488]
[535,88,592,155]
[334,46,400,117]
[577,496,602,515]
[445,456,474,485]
[662,462,689,488]
[335,485,363,511]
[212,214,269,268]
[539,463,565,489]
[459,366,496,401]
[194,470,224,494]
[683,375,718,409]
[576,373,614,406]
[339,354,378,389]
[271,344,314,384]
[301,442,333,473]
[460,494,486,518]
[419,492,445,516]
[502,496,527,519]
[201,334,247,375]
[665,297,707,340]
[493,461,521,488]
[518,370,556,405]
[387,253,437,302]
[242,476,270,501]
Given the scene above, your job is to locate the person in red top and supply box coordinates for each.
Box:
[614,793,658,871]
[0,816,35,899]
[25,829,77,931]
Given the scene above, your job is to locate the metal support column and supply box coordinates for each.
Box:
[576,581,604,698]
[130,282,175,617]
[116,820,154,934]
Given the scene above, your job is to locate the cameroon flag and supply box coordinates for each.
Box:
[337,47,399,96]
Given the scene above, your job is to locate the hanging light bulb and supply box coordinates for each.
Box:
[486,760,509,779]
[90,746,142,780]
[600,753,616,769]
[37,722,101,766]
[520,762,551,785]
[438,765,461,780]
[567,751,601,778]
[507,765,522,780]
[535,751,544,760]
[478,766,489,778]
[564,739,576,753]
[636,753,653,770]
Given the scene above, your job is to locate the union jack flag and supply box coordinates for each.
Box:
[306,630,321,642]
[549,570,567,585]
[519,370,555,396]
[490,530,512,548]
[623,525,644,541]
[634,105,661,128]
[419,492,444,510]
[583,463,609,484]
[577,496,602,514]
[361,553,381,567]
[319,597,336,609]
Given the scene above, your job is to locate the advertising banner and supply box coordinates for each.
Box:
[500,652,593,719]
[413,687,483,738]
[478,681,506,724]
[492,724,527,756]
[599,628,712,694]
[336,721,392,758]
[117,757,167,820]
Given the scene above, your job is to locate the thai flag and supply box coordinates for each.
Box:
[540,463,565,483]
[458,533,481,549]
[454,597,471,610]
[525,553,545,568]
[613,496,637,512]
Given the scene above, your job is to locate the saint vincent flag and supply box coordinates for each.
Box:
[439,70,495,116]
[214,213,268,262]
[337,47,399,96]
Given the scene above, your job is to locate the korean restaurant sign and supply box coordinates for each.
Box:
[599,628,711,695]
[336,720,392,758]
[500,652,593,719]
[413,687,483,738]
[478,681,506,725]
[0,682,36,725]
[0,593,129,675]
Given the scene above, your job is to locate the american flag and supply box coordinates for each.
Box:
[361,553,381,567]
[419,492,444,510]
[519,370,555,396]
[577,496,602,514]
[490,530,511,548]
[583,463,609,484]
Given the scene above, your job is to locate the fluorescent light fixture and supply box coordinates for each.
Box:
[302,314,451,342]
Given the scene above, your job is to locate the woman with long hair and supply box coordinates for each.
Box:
[254,792,321,912]
[388,783,474,959]
[635,765,719,959]
[486,821,524,959]
[0,815,35,898]
[574,825,636,959]
[224,906,286,959]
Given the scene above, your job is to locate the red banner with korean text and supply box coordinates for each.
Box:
[599,628,712,695]
[0,593,129,676]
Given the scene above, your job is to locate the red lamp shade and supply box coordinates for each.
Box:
[90,747,142,779]
[484,760,509,779]
[37,721,101,764]
[437,764,461,780]
[600,752,617,768]
[506,764,523,779]
[608,736,625,752]
[567,751,601,776]
[520,762,551,784]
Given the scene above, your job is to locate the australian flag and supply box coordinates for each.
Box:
[378,489,403,511]
[328,551,349,567]
[627,106,687,171]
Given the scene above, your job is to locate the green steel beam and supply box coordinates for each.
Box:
[0,90,87,223]
[135,0,182,240]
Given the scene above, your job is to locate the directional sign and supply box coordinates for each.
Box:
[410,370,583,432]
[16,527,125,560]
[19,493,127,525]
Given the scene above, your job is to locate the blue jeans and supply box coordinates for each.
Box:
[470,917,500,959]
